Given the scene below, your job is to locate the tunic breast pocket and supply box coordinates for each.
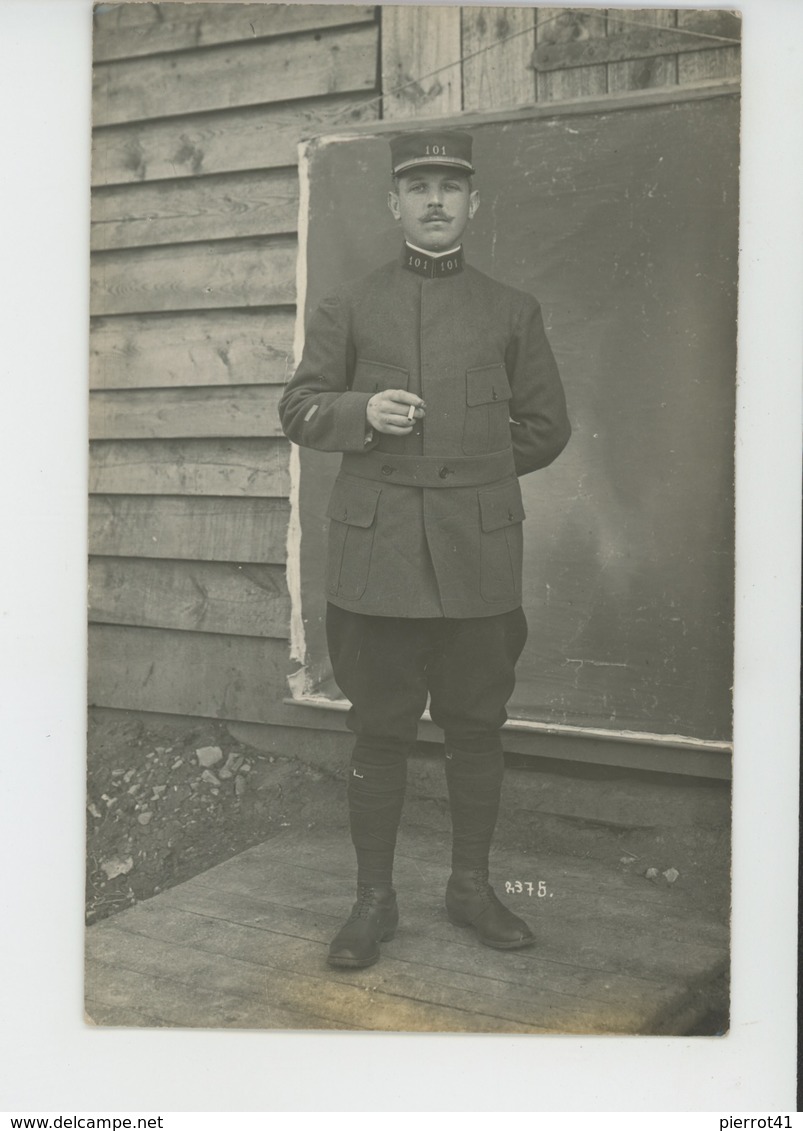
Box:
[351,358,409,394]
[325,478,381,601]
[462,364,512,455]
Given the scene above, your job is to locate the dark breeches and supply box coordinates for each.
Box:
[326,604,528,882]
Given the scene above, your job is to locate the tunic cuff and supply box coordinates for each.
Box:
[332,391,379,452]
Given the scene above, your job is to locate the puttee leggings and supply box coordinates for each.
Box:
[326,603,528,884]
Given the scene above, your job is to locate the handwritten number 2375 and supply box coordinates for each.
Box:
[505,880,548,896]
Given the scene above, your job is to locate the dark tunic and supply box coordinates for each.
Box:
[279,245,571,619]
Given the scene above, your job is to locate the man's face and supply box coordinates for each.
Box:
[388,168,480,253]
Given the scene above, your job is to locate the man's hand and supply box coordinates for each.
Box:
[366,389,426,435]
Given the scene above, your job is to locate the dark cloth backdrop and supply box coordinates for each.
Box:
[296,91,738,742]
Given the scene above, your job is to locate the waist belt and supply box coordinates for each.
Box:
[340,448,516,488]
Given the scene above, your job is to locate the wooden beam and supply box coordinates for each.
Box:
[284,81,740,140]
[271,699,731,780]
[87,625,296,722]
[535,8,608,102]
[93,24,378,127]
[91,94,379,188]
[381,6,462,120]
[90,310,296,390]
[88,558,291,638]
[532,23,741,74]
[89,386,285,440]
[90,237,296,316]
[93,4,376,63]
[91,168,299,252]
[88,495,290,564]
[89,438,290,497]
[462,7,536,112]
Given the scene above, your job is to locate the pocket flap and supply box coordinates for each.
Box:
[478,481,525,532]
[352,358,409,393]
[326,478,381,528]
[466,364,511,406]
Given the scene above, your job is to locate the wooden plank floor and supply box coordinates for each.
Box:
[85,822,728,1034]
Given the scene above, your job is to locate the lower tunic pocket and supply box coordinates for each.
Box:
[325,478,381,601]
[477,480,525,603]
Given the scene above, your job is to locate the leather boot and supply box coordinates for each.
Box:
[446,868,535,949]
[327,883,399,969]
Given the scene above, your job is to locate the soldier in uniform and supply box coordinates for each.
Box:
[279,129,571,969]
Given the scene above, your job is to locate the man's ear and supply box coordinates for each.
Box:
[388,190,401,221]
[468,189,480,219]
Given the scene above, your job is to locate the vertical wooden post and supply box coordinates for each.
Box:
[381,5,462,120]
[462,7,536,112]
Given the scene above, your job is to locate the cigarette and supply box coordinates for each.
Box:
[406,404,416,422]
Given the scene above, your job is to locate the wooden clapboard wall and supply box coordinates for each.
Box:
[89,4,740,763]
[89,3,380,724]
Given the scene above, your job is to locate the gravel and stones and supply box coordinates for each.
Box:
[85,710,347,925]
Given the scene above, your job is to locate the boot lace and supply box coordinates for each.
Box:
[450,868,497,908]
[469,869,493,903]
[349,885,389,921]
[354,886,375,919]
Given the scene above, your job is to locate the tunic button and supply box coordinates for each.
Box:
[492,389,498,400]
[381,465,394,476]
[438,466,449,479]
[508,509,514,521]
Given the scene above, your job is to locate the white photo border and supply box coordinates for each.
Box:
[2,0,799,1112]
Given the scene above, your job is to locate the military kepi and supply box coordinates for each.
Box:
[390,129,474,177]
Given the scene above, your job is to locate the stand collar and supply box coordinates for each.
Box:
[401,242,464,279]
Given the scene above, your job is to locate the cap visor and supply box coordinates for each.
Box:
[393,156,475,175]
